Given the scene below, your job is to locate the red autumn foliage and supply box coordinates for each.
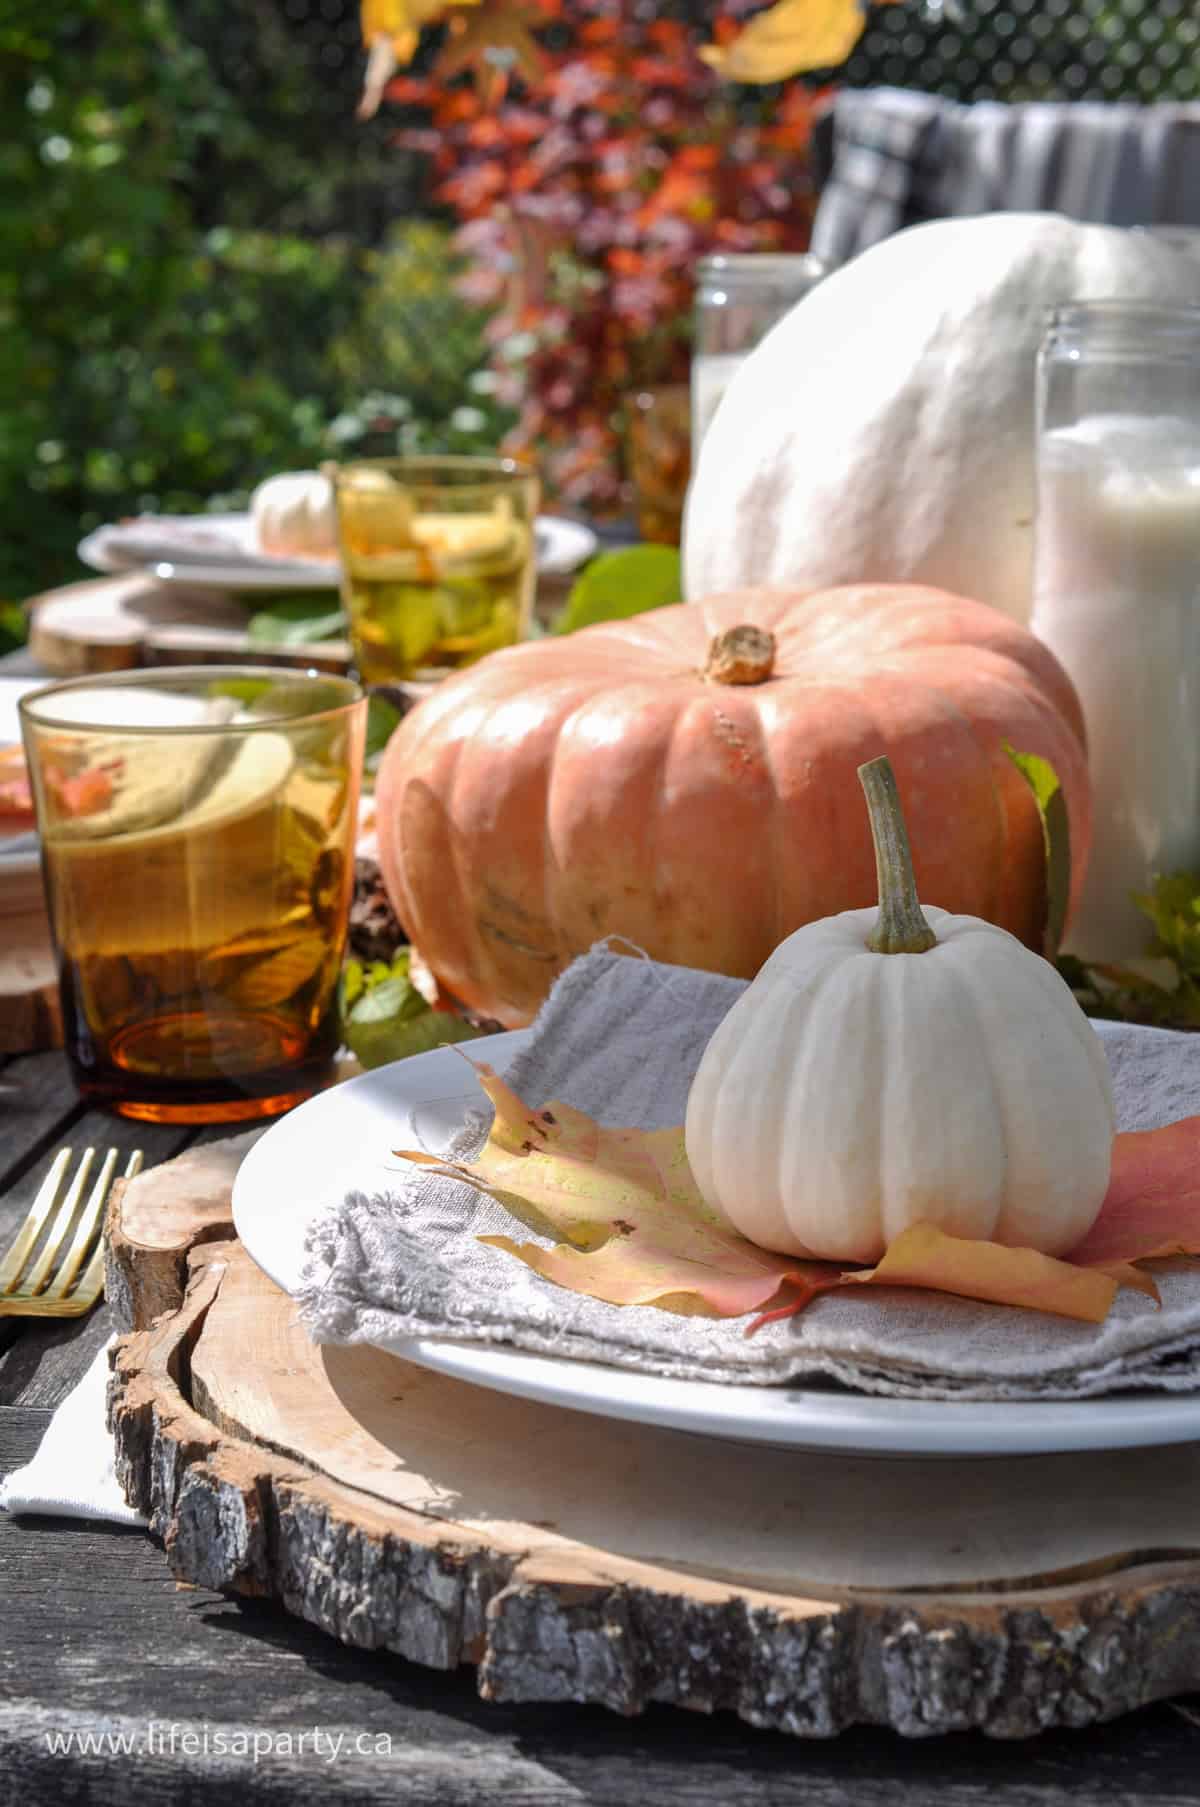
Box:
[384,1,825,511]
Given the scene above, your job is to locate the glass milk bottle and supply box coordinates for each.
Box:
[692,253,829,451]
[1032,302,1200,963]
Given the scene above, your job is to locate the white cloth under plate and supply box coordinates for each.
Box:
[0,1338,146,1527]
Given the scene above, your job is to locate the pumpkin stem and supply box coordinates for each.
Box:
[858,756,938,955]
[704,625,776,685]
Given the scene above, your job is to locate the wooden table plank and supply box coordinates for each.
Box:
[0,1300,116,1407]
[4,1408,1200,1805]
[0,1050,87,1188]
[0,1058,194,1205]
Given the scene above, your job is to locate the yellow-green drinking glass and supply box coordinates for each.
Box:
[330,455,540,685]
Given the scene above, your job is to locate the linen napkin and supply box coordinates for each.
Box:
[300,946,1200,1402]
[0,1338,146,1527]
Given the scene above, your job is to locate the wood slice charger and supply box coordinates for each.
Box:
[104,1144,1200,1741]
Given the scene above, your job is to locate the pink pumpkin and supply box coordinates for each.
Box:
[376,585,1091,1026]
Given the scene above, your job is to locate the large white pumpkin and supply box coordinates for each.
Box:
[683,214,1200,624]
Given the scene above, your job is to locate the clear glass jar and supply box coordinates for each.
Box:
[692,253,829,449]
[1032,301,1200,962]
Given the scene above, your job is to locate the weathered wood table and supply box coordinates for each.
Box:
[5,1049,1200,1802]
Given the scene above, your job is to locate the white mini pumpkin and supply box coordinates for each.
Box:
[251,470,338,558]
[684,757,1115,1263]
[684,214,1200,624]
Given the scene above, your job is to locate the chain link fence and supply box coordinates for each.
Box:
[844,0,1200,102]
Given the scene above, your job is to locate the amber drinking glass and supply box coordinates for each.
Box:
[330,455,540,685]
[19,667,365,1124]
[627,385,692,545]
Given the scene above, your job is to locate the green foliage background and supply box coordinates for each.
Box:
[0,0,508,627]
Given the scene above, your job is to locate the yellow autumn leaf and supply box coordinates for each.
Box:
[701,0,869,83]
[395,1062,825,1318]
[361,0,459,61]
[357,0,483,117]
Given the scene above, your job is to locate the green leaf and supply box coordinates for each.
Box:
[365,693,404,763]
[1133,870,1200,974]
[343,973,485,1070]
[555,544,682,635]
[238,676,355,720]
[0,602,26,655]
[1054,871,1200,1028]
[339,947,488,1069]
[349,973,428,1028]
[352,1007,487,1070]
[339,957,367,1014]
[1004,744,1071,960]
[207,677,273,707]
[246,595,347,647]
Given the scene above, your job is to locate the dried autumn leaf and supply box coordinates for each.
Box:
[394,1070,1200,1331]
[396,1063,828,1316]
[357,0,484,118]
[846,1223,1118,1323]
[701,0,869,83]
[361,0,476,59]
[433,0,547,103]
[1069,1116,1200,1268]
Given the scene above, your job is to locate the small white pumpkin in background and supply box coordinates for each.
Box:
[250,469,338,558]
[684,213,1200,624]
[684,756,1115,1263]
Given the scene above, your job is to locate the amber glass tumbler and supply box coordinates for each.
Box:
[20,667,365,1123]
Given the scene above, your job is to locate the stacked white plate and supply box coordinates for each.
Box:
[78,512,599,593]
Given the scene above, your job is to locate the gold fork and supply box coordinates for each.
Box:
[0,1147,144,1318]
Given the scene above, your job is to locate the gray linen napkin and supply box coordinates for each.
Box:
[299,947,1200,1401]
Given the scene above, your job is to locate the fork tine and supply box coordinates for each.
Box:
[0,1148,77,1297]
[68,1151,140,1312]
[41,1149,118,1300]
[19,1148,96,1299]
[0,1147,145,1318]
[67,1234,112,1315]
[44,1147,144,1303]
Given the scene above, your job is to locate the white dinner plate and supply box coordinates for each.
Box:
[150,559,339,593]
[80,512,599,593]
[231,1033,1200,1458]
